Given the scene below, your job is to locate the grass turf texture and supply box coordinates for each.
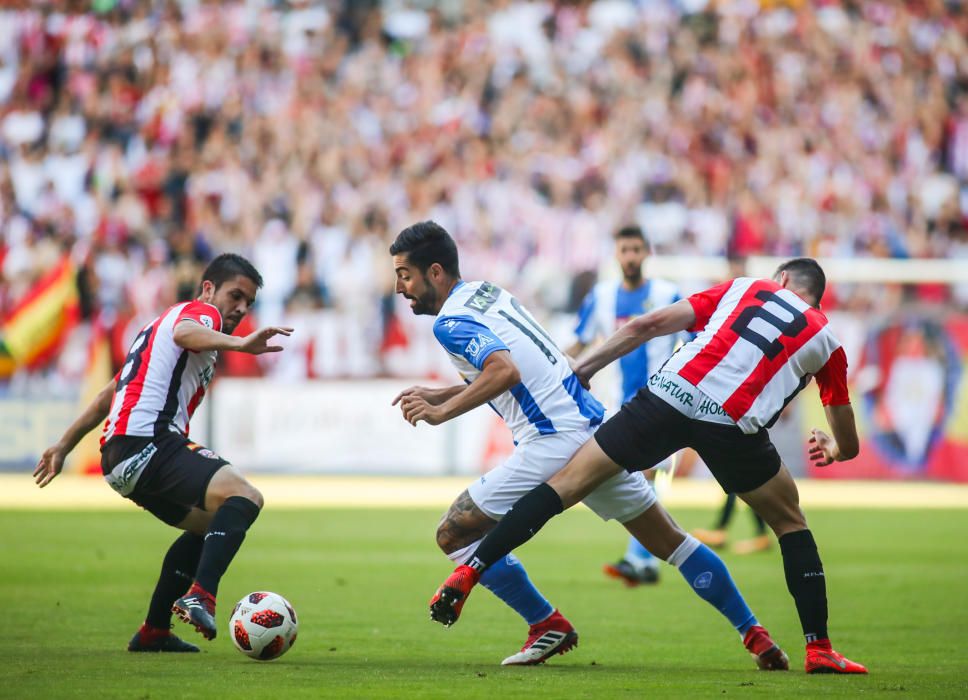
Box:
[3,507,966,699]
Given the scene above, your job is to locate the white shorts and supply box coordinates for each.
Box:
[467,428,656,524]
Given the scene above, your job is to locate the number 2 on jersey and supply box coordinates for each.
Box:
[730,290,807,360]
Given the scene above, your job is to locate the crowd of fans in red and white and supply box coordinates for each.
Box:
[2,0,967,386]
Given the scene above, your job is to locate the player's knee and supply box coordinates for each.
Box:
[244,487,264,510]
[435,525,458,554]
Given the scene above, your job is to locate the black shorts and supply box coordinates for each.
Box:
[594,389,781,494]
[101,432,229,526]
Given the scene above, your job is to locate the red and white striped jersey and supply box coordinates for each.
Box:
[663,278,849,434]
[101,301,222,444]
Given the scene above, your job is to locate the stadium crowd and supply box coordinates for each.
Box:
[2,0,967,384]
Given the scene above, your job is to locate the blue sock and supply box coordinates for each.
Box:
[624,536,657,567]
[479,554,554,625]
[669,535,757,636]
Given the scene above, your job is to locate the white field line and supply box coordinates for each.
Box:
[2,475,967,510]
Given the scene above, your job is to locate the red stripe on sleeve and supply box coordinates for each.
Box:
[686,280,734,333]
[814,346,850,406]
[176,302,222,332]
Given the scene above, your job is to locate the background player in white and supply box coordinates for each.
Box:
[34,254,293,651]
[569,225,683,585]
[392,221,788,670]
[433,258,867,675]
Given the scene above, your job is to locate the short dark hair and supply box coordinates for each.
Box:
[389,221,461,277]
[200,253,263,292]
[614,225,646,242]
[774,257,826,305]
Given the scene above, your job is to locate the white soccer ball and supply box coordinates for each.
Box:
[228,591,298,661]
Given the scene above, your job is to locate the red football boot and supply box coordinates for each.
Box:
[172,583,218,640]
[805,640,868,674]
[743,624,790,670]
[429,564,481,627]
[128,622,200,652]
[501,609,578,666]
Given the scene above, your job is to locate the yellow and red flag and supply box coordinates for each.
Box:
[0,257,80,376]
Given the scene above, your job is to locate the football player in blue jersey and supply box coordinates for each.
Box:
[390,221,788,671]
[568,225,684,586]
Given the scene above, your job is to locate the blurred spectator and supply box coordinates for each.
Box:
[1,0,966,386]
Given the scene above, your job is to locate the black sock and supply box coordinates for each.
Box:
[715,493,737,529]
[466,483,563,571]
[195,496,261,596]
[779,529,829,642]
[146,532,204,629]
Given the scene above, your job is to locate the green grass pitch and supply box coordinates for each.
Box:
[3,506,967,698]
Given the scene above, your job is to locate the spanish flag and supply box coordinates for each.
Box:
[0,257,80,377]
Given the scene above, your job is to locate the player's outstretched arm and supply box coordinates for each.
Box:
[392,384,465,407]
[808,404,860,467]
[575,299,695,383]
[174,320,293,354]
[33,379,117,488]
[398,351,520,426]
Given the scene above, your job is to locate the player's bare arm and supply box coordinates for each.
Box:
[398,350,520,426]
[33,378,117,488]
[173,320,294,354]
[392,384,465,407]
[809,404,860,467]
[575,299,695,383]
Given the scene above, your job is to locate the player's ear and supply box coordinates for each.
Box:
[199,280,216,302]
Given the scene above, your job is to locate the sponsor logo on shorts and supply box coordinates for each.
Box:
[187,442,220,460]
[105,442,157,497]
[697,397,729,418]
[649,373,695,407]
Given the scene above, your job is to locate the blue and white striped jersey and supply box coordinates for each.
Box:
[575,278,683,406]
[434,281,605,445]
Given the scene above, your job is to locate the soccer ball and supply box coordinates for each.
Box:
[229,591,298,661]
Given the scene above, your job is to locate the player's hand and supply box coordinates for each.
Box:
[33,445,66,488]
[237,326,294,354]
[398,395,446,426]
[392,386,440,406]
[808,428,838,467]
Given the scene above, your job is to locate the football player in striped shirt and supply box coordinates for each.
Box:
[393,222,787,670]
[34,254,293,651]
[433,258,867,674]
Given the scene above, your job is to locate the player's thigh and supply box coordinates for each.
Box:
[689,423,782,495]
[436,489,498,553]
[736,464,807,537]
[127,492,194,528]
[135,436,233,512]
[561,439,658,522]
[592,390,687,480]
[175,507,214,535]
[204,463,263,512]
[466,430,590,521]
